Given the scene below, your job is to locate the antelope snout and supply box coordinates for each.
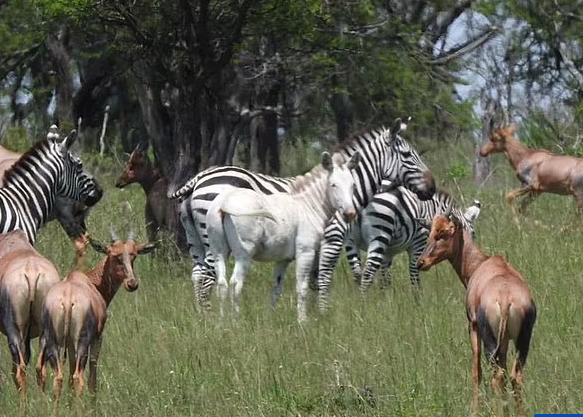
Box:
[125,278,139,292]
[417,257,430,271]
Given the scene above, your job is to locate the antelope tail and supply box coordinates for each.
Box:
[61,301,73,357]
[493,302,511,359]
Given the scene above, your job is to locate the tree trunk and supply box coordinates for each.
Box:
[46,28,75,127]
[330,75,354,142]
[474,96,502,185]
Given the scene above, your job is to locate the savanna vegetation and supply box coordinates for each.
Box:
[0,128,581,417]
[3,1,583,416]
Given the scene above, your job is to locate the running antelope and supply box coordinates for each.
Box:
[207,151,359,323]
[115,143,188,254]
[0,230,61,402]
[35,226,157,403]
[416,207,536,417]
[480,124,583,215]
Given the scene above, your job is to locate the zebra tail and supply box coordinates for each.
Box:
[220,199,278,222]
[168,177,197,200]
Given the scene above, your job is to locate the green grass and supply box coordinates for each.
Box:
[1,139,583,416]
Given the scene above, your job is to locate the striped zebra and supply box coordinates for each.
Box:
[344,187,481,292]
[0,129,101,244]
[170,117,436,311]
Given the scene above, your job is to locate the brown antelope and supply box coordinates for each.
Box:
[480,124,583,215]
[115,143,188,254]
[0,230,61,403]
[35,225,157,403]
[416,207,536,417]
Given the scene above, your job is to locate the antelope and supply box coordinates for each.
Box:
[0,230,61,403]
[207,151,359,322]
[115,143,188,254]
[480,124,583,215]
[35,225,157,403]
[416,206,536,417]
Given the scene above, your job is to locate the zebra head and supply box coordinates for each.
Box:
[322,151,360,222]
[54,130,103,207]
[383,117,435,201]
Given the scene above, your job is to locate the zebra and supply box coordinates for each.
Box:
[170,117,436,311]
[0,129,102,244]
[344,187,481,292]
[207,151,359,322]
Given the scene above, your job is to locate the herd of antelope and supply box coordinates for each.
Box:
[2,121,577,416]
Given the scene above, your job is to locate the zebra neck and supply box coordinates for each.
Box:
[292,178,334,232]
[1,180,56,233]
[85,258,123,306]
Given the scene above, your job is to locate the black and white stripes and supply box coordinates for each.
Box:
[345,187,480,291]
[171,118,436,313]
[0,131,101,244]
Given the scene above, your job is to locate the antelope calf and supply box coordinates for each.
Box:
[416,207,536,417]
[0,230,61,402]
[35,226,157,403]
[480,124,583,215]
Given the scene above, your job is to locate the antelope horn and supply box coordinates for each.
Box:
[121,201,135,241]
[109,223,120,243]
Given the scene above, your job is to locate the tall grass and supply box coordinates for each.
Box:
[1,136,582,416]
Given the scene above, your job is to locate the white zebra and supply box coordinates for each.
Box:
[206,151,359,323]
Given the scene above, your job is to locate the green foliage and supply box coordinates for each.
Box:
[446,162,471,181]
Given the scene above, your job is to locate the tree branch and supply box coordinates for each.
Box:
[429,26,499,66]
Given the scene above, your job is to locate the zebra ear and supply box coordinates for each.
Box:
[320,151,333,171]
[59,129,78,153]
[390,116,411,139]
[347,151,360,170]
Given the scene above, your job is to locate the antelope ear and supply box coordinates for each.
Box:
[347,151,360,170]
[415,217,432,230]
[59,129,78,153]
[320,151,333,171]
[88,237,109,254]
[124,152,131,159]
[138,242,159,255]
[507,124,517,135]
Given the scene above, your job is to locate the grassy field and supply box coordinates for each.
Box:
[1,136,582,417]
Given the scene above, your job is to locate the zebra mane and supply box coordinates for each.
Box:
[289,153,346,193]
[332,126,390,154]
[3,138,54,185]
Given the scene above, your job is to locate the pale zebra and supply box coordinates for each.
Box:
[207,152,359,322]
[345,187,481,292]
[0,129,101,244]
[170,118,436,311]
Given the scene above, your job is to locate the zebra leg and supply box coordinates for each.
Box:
[409,242,426,304]
[272,260,291,307]
[344,243,363,286]
[317,217,349,313]
[360,245,386,293]
[379,259,393,289]
[179,202,208,313]
[230,257,251,317]
[296,248,317,323]
[214,252,230,318]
